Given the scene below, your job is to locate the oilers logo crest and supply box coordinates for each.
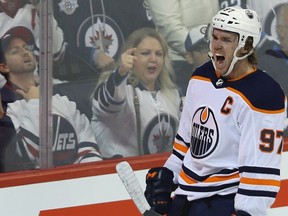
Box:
[53,114,78,166]
[190,107,219,159]
[143,114,177,154]
[77,14,125,59]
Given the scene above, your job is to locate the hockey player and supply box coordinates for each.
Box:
[144,7,286,216]
[0,26,102,172]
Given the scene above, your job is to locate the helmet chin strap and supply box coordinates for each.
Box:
[208,45,253,77]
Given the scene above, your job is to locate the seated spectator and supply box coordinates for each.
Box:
[0,0,66,83]
[0,27,102,172]
[0,0,65,63]
[256,2,288,137]
[91,27,182,159]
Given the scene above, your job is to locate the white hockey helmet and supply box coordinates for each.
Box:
[211,7,262,48]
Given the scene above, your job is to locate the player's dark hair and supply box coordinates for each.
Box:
[245,36,258,65]
[238,36,257,65]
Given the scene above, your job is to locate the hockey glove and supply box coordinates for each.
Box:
[144,167,174,215]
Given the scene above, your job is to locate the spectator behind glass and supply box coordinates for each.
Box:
[0,0,66,83]
[0,27,102,172]
[256,2,288,137]
[144,0,219,95]
[0,0,65,63]
[143,7,286,216]
[182,24,210,94]
[91,27,182,159]
[53,0,155,81]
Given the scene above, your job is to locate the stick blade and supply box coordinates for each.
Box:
[116,161,161,216]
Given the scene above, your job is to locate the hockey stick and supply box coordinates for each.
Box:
[116,161,161,216]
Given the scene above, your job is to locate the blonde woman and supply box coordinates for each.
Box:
[91,27,182,158]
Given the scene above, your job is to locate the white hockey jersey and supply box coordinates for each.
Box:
[164,61,286,216]
[7,94,102,168]
[91,71,181,158]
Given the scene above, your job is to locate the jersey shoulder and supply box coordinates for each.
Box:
[191,62,285,111]
[231,69,285,111]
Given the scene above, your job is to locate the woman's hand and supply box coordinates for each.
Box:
[118,47,137,76]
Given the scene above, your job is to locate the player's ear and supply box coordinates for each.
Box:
[0,63,9,73]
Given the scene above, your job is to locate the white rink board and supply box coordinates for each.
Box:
[0,159,287,216]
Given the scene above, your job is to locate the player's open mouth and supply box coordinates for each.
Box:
[215,53,225,65]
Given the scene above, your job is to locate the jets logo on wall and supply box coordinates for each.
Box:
[190,106,219,159]
[53,114,78,166]
[142,114,177,154]
[77,14,125,59]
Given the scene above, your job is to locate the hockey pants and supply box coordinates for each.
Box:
[167,194,236,216]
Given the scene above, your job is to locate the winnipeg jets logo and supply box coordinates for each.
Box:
[88,18,113,54]
[143,114,177,154]
[77,14,124,59]
[53,115,78,166]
